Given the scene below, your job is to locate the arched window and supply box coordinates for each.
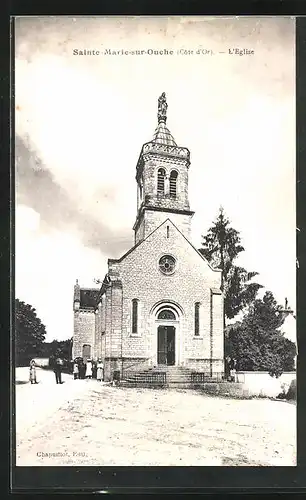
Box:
[157,168,166,195]
[169,170,178,198]
[132,299,138,334]
[194,302,200,336]
[157,309,176,320]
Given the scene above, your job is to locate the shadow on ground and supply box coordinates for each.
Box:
[222,454,268,466]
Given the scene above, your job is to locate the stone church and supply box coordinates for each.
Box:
[72,93,224,381]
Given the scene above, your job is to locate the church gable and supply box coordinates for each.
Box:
[107,217,223,372]
[110,218,222,289]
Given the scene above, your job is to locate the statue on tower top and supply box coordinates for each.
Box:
[158,92,168,123]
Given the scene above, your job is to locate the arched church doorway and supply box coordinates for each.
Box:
[156,308,177,366]
[151,301,183,366]
[157,325,175,365]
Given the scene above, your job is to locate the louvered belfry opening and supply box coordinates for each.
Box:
[157,168,166,195]
[169,170,178,198]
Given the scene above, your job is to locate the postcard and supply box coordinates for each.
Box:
[14,16,296,469]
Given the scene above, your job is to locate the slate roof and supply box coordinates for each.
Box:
[152,122,177,146]
[80,288,100,310]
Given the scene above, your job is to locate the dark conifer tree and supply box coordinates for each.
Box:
[199,207,262,322]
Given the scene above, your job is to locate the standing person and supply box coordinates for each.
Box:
[79,360,86,379]
[112,360,120,387]
[29,359,38,384]
[85,359,92,379]
[92,360,97,379]
[96,359,104,382]
[228,357,237,382]
[54,355,63,384]
[73,360,79,380]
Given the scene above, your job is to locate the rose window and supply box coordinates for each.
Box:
[159,255,176,275]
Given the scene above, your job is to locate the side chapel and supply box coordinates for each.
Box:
[72,93,224,380]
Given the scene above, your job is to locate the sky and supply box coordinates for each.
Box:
[15,16,296,342]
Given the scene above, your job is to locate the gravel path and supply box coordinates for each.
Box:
[15,369,296,466]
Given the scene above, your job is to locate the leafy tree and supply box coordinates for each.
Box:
[47,339,73,373]
[15,299,47,366]
[226,291,296,377]
[199,207,262,321]
[39,339,72,360]
[50,339,72,360]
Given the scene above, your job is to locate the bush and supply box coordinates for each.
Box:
[286,379,296,400]
[276,379,296,400]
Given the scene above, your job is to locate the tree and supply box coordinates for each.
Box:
[226,291,296,377]
[224,266,263,320]
[50,339,72,360]
[15,299,47,366]
[47,339,73,373]
[39,338,72,360]
[199,207,262,321]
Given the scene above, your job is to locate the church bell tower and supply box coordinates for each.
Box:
[133,93,194,244]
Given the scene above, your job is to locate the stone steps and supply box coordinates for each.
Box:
[119,380,196,390]
[121,366,223,389]
[123,366,195,385]
[150,366,193,383]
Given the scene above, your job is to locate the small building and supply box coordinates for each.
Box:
[72,93,224,381]
[32,357,49,368]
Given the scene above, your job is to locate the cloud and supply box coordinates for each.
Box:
[15,205,108,340]
[16,134,133,256]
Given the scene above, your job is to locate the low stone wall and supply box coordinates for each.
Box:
[122,358,150,372]
[185,358,224,373]
[234,371,296,398]
[104,357,150,381]
[32,358,49,368]
[197,382,248,398]
[197,372,296,399]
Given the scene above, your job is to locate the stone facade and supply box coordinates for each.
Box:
[72,94,224,380]
[134,142,193,244]
[135,208,193,244]
[72,309,96,360]
[72,284,99,361]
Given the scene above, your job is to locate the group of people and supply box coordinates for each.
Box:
[29,356,64,385]
[72,358,104,381]
[28,356,105,385]
[225,356,237,382]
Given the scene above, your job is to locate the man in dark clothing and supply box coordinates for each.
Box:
[80,360,86,379]
[54,357,63,384]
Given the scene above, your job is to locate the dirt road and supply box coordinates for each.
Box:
[15,367,93,442]
[15,368,296,466]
